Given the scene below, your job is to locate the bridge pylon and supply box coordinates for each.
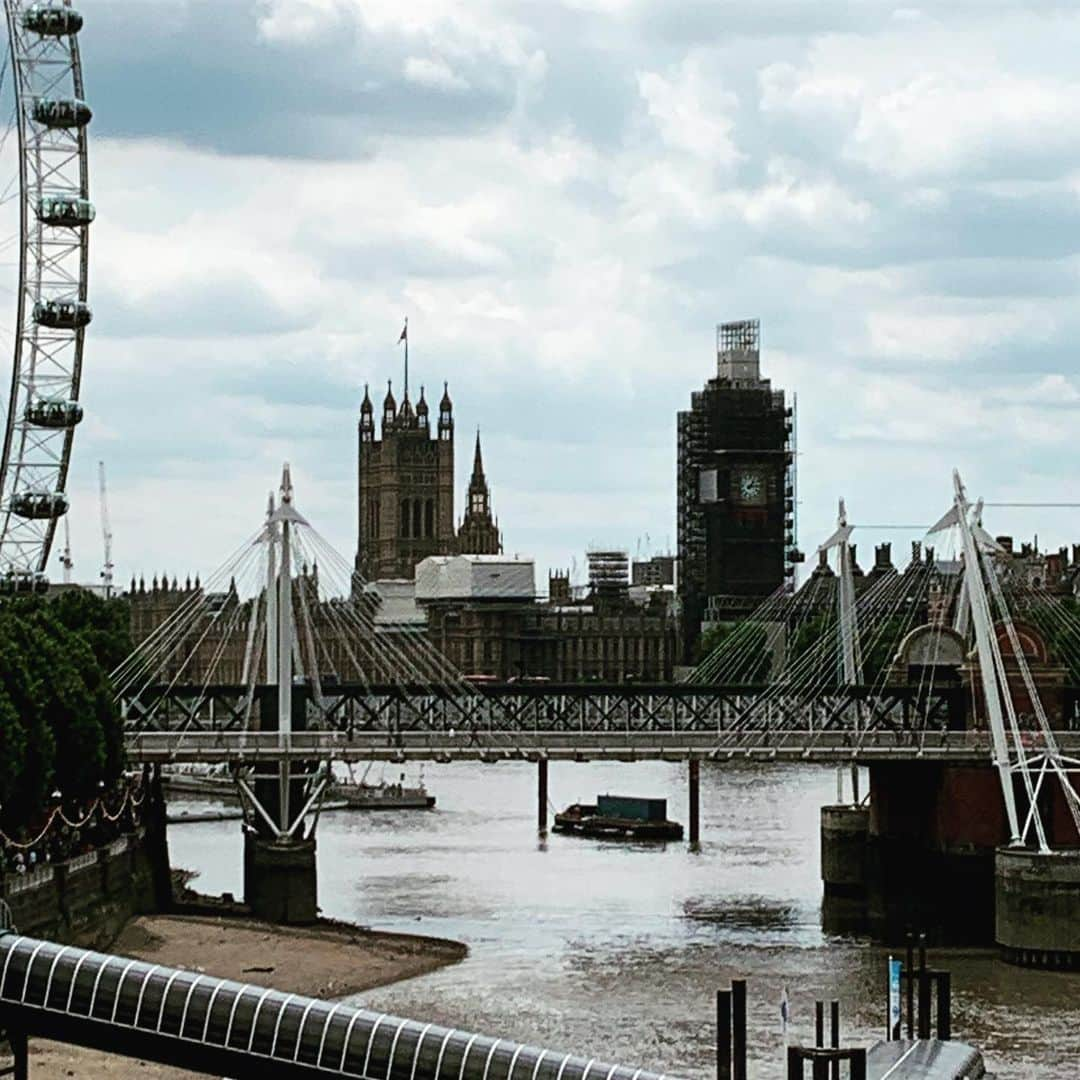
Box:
[235,465,325,924]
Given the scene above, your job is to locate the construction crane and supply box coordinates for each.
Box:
[99,461,114,599]
[58,516,73,584]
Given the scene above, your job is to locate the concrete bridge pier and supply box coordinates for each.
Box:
[820,803,870,934]
[821,763,1008,944]
[243,831,317,925]
[865,763,1005,945]
[995,780,1080,969]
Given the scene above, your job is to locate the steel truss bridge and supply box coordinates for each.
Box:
[122,681,1080,766]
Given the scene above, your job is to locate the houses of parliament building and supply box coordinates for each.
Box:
[355,379,503,578]
[128,371,677,685]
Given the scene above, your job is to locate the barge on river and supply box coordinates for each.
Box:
[553,795,683,841]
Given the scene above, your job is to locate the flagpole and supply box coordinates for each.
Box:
[404,317,409,399]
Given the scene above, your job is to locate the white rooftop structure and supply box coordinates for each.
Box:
[368,579,425,626]
[416,555,536,602]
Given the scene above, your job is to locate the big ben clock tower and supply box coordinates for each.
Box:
[677,320,799,660]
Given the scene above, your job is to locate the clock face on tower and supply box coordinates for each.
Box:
[737,471,765,504]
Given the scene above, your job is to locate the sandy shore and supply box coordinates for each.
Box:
[21,913,467,1079]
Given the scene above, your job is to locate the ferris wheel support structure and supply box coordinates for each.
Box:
[0,0,91,585]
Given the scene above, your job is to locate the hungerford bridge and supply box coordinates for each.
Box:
[114,466,1080,964]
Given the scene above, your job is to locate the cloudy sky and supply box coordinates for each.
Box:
[43,0,1080,589]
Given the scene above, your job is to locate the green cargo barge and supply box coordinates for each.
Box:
[553,795,683,841]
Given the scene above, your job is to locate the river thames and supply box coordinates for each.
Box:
[168,761,1078,1078]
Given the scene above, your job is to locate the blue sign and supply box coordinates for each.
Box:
[888,957,903,1041]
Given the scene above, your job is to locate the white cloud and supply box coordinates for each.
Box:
[31,0,1080,585]
[403,57,470,92]
[637,57,743,167]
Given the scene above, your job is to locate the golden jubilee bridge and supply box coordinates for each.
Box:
[112,468,1080,970]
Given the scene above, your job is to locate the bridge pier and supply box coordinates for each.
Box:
[688,758,700,848]
[865,763,1005,944]
[820,763,1010,944]
[243,831,318,925]
[820,804,870,934]
[996,848,1080,969]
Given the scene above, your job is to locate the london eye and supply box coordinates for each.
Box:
[0,0,91,592]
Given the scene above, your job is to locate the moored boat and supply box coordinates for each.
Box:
[553,794,683,841]
[163,767,436,811]
[329,780,435,811]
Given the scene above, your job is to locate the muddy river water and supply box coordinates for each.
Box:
[168,760,1079,1078]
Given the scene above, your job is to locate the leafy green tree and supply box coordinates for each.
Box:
[36,590,132,674]
[695,621,772,682]
[0,611,55,823]
[0,590,128,828]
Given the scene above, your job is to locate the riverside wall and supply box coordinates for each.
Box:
[0,830,162,950]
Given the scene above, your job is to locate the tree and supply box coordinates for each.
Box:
[694,621,772,683]
[0,590,128,829]
[46,589,132,674]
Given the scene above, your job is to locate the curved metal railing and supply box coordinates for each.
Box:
[0,933,677,1080]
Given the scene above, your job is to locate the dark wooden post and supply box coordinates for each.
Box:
[812,1002,827,1080]
[786,1047,802,1080]
[689,758,700,847]
[829,1001,840,1080]
[538,758,549,835]
[937,972,951,1041]
[731,979,747,1080]
[905,936,915,1039]
[850,1048,867,1080]
[917,971,932,1041]
[717,989,731,1080]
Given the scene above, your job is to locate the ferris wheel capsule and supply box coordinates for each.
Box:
[24,398,83,429]
[22,3,83,36]
[10,491,69,520]
[36,194,94,227]
[33,298,92,329]
[32,98,92,130]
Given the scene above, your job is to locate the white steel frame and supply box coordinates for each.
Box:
[0,0,89,573]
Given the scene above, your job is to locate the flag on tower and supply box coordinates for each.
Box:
[398,319,408,344]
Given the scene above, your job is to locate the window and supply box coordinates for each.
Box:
[413,500,423,540]
[425,499,435,538]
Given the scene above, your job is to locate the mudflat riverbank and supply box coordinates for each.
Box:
[23,913,467,1079]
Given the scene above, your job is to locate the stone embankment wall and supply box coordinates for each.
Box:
[1,828,166,950]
